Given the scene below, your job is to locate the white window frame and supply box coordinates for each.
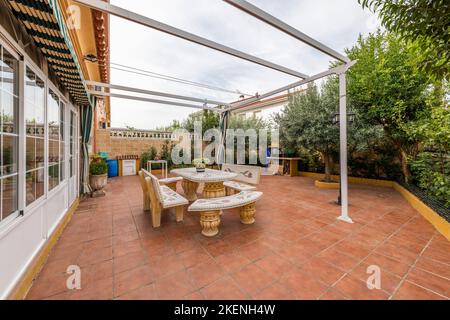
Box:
[46,81,69,197]
[0,38,21,227]
[23,61,47,210]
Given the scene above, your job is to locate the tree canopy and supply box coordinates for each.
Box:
[346,31,432,181]
[359,0,450,80]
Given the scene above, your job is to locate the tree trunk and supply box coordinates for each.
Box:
[400,147,412,183]
[322,152,333,181]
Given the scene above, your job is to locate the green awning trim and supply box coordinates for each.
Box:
[7,0,91,106]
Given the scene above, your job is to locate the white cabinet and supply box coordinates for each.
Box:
[122,159,136,176]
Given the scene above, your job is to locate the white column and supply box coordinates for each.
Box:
[337,72,353,223]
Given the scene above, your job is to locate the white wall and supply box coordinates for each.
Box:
[0,184,71,298]
[237,101,286,122]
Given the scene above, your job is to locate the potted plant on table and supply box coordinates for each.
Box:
[192,158,210,172]
[89,155,108,197]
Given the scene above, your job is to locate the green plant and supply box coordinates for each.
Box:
[274,83,339,181]
[160,140,174,168]
[192,158,210,165]
[90,156,108,175]
[140,146,158,169]
[410,151,450,207]
[346,31,432,182]
[359,0,449,80]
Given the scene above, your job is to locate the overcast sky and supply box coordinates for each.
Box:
[109,0,380,130]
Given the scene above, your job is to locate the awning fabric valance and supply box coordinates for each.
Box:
[7,0,90,105]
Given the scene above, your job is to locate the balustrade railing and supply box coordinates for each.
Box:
[108,128,201,141]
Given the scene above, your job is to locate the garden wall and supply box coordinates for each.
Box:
[95,128,174,159]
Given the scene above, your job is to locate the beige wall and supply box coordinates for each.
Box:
[95,129,169,159]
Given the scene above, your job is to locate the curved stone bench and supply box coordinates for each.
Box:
[221,164,261,194]
[188,191,263,237]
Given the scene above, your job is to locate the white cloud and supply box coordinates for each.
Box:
[109,0,380,129]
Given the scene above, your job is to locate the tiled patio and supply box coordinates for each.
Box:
[26,175,450,300]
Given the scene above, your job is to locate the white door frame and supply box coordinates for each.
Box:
[68,105,79,205]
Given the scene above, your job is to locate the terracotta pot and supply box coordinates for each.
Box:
[90,173,108,191]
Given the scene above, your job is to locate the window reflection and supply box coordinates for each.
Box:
[48,89,64,191]
[1,45,19,222]
[25,67,45,206]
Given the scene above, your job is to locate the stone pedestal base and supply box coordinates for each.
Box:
[203,182,226,199]
[200,210,221,237]
[225,187,236,196]
[240,202,256,224]
[91,189,106,198]
[182,180,199,201]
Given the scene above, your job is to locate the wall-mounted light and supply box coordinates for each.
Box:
[84,53,98,63]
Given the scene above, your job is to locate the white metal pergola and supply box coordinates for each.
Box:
[75,0,354,223]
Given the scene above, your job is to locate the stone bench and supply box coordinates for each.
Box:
[142,168,182,190]
[221,164,261,194]
[139,169,183,212]
[188,191,263,237]
[142,172,188,228]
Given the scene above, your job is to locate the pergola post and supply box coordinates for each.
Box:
[337,72,353,223]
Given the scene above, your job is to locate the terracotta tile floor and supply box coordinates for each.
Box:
[26,175,450,300]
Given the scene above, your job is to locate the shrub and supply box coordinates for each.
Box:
[160,140,174,168]
[90,156,108,175]
[141,146,158,169]
[410,152,450,208]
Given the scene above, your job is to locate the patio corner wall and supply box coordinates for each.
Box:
[95,128,172,159]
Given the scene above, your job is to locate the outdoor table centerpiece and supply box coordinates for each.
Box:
[192,158,210,172]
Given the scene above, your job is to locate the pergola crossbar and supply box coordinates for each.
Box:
[86,80,231,107]
[88,91,222,112]
[228,61,355,111]
[73,0,308,79]
[76,0,354,223]
[223,0,350,63]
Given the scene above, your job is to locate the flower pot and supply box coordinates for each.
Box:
[90,173,108,197]
[195,163,206,172]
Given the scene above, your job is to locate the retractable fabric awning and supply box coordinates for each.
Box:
[7,0,90,105]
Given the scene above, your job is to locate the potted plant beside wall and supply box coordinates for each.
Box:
[89,155,108,197]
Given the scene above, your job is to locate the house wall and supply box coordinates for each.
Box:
[234,100,287,121]
[0,11,79,299]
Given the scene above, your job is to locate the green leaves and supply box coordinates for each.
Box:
[89,157,108,175]
[410,151,450,207]
[358,0,450,81]
[275,82,338,156]
[347,31,429,144]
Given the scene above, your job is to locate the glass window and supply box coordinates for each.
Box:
[0,45,19,222]
[25,67,45,206]
[47,89,66,191]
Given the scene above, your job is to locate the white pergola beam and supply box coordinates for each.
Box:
[73,0,309,79]
[223,0,350,63]
[86,80,231,107]
[88,91,223,112]
[227,61,355,111]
